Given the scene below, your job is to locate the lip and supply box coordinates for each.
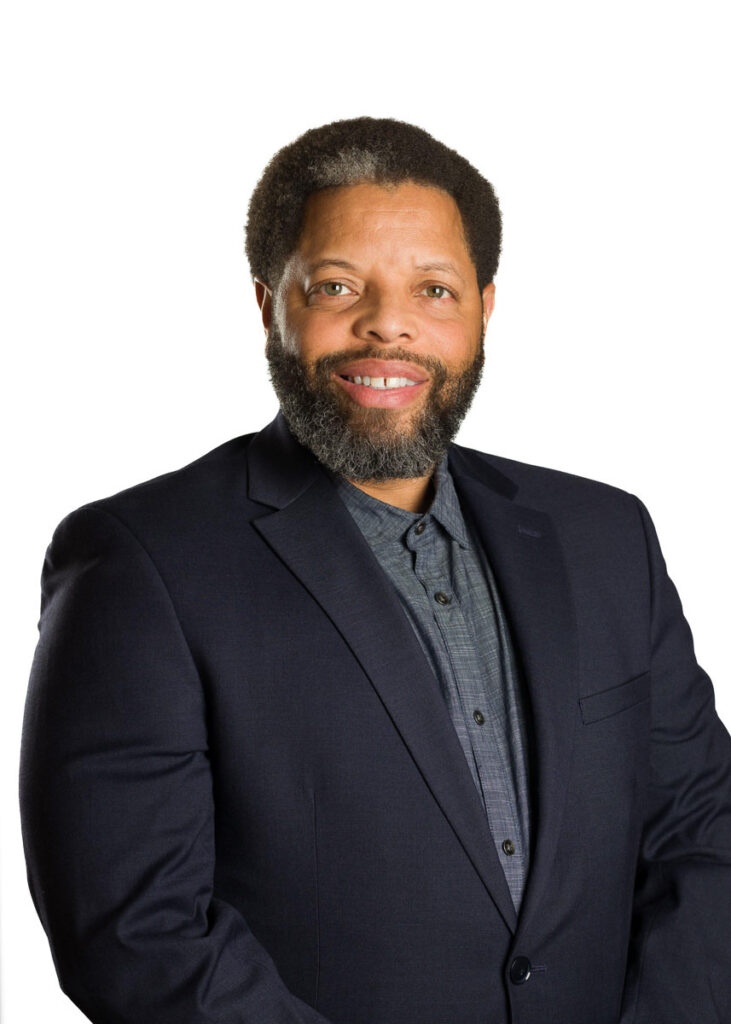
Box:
[334,359,429,383]
[331,358,430,409]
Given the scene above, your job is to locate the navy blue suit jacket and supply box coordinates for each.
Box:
[21,414,731,1023]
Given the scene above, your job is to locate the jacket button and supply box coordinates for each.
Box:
[509,956,532,984]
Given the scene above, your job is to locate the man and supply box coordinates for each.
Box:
[21,118,731,1024]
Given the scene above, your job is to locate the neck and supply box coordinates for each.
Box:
[345,472,435,513]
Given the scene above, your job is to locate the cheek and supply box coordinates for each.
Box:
[429,320,481,364]
[284,312,350,362]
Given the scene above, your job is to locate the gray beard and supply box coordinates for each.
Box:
[265,322,484,481]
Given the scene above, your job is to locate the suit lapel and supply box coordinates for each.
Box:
[248,417,518,933]
[450,446,580,935]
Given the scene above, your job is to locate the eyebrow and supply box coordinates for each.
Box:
[306,259,359,274]
[414,261,465,284]
[306,258,466,284]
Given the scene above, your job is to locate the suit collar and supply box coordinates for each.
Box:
[247,412,324,509]
[247,411,520,509]
[447,439,519,501]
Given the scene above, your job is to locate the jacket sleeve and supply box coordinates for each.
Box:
[20,506,334,1024]
[620,498,731,1024]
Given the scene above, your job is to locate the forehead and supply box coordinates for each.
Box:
[295,181,471,262]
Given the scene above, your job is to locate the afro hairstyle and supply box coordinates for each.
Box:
[245,117,502,293]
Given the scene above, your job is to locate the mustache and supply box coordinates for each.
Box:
[313,347,447,376]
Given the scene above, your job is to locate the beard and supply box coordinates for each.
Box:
[265,320,485,482]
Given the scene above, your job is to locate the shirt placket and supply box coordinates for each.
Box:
[411,524,528,908]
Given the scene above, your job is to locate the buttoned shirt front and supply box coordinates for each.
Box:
[333,457,532,910]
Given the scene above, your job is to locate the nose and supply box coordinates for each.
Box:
[351,289,418,345]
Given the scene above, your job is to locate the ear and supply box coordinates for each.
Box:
[481,282,496,329]
[254,278,273,334]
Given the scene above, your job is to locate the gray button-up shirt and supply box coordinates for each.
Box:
[333,458,531,910]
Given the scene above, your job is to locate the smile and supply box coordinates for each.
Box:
[334,370,427,409]
[341,375,418,390]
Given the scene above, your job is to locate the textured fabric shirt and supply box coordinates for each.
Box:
[333,457,531,910]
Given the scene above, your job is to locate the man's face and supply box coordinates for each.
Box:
[258,181,495,481]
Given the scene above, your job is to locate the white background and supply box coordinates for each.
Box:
[2,1,729,1020]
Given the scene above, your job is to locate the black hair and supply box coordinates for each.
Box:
[245,117,502,292]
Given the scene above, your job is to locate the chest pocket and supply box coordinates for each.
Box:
[579,670,650,725]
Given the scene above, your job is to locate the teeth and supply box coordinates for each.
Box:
[345,375,417,389]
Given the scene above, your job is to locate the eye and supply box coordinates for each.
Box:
[421,284,455,299]
[313,281,354,297]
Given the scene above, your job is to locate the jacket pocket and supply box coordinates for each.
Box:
[579,670,650,725]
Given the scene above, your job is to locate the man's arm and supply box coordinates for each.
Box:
[20,506,334,1024]
[620,499,731,1024]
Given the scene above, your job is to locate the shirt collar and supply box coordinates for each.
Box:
[332,454,471,549]
[430,457,471,548]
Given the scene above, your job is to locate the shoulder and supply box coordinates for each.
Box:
[450,441,640,515]
[450,445,662,606]
[99,432,255,512]
[50,433,260,558]
[449,443,654,572]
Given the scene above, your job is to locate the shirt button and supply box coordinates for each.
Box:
[509,956,532,985]
[502,839,516,856]
[434,591,451,605]
[473,709,485,726]
[414,522,426,535]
